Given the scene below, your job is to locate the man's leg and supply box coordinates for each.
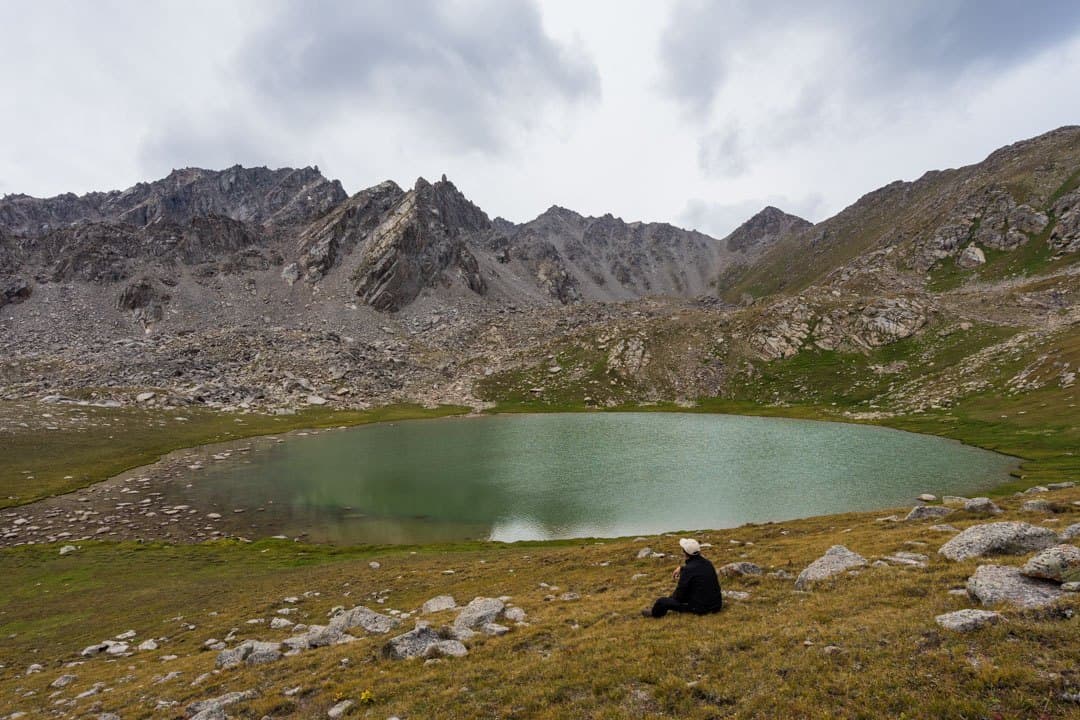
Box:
[650,597,690,618]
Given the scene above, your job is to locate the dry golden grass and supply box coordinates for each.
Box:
[2,488,1078,719]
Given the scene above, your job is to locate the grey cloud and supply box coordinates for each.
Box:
[662,0,1080,113]
[662,0,1080,178]
[696,128,746,177]
[237,0,600,151]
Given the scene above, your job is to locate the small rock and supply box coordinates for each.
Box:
[421,595,457,614]
[270,617,294,630]
[368,560,381,570]
[722,590,750,601]
[327,700,353,719]
[1021,499,1055,513]
[904,505,953,521]
[935,609,1003,632]
[794,546,867,590]
[137,639,158,651]
[51,674,77,688]
[503,606,527,623]
[635,547,653,559]
[917,493,937,502]
[454,597,505,630]
[1059,523,1080,540]
[559,592,581,601]
[59,544,77,555]
[718,561,763,578]
[962,497,1002,514]
[481,623,510,636]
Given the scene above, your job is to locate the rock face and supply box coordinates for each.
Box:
[1021,544,1080,583]
[794,546,867,590]
[723,206,811,253]
[935,609,1003,632]
[938,522,1060,561]
[295,180,404,283]
[966,565,1064,609]
[352,177,488,311]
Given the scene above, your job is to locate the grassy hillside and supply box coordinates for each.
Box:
[2,488,1077,719]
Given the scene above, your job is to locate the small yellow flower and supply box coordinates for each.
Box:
[360,690,374,704]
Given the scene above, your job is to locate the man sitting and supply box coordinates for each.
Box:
[642,538,723,618]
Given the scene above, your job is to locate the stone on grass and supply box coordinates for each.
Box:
[942,496,968,507]
[421,595,457,614]
[51,674,76,688]
[59,544,77,555]
[187,690,257,716]
[935,609,1003,632]
[718,561,763,578]
[503,606,527,623]
[270,617,294,630]
[383,624,467,660]
[1047,481,1076,490]
[930,525,959,533]
[881,551,929,568]
[328,605,398,634]
[1060,523,1080,540]
[1021,544,1080,583]
[454,597,505,630]
[904,505,953,521]
[967,565,1063,609]
[722,590,750,601]
[215,640,282,668]
[938,522,1059,561]
[327,700,353,719]
[794,546,867,590]
[1021,499,1055,513]
[963,497,1002,514]
[481,623,510,636]
[137,639,158,651]
[636,547,653,559]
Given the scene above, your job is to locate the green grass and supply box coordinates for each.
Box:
[0,403,470,508]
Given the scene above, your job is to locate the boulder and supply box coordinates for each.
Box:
[421,595,458,614]
[1021,544,1080,583]
[718,561,763,578]
[383,623,467,660]
[454,597,505,630]
[187,690,257,719]
[1060,523,1080,541]
[904,505,953,521]
[956,244,986,268]
[935,609,1003,632]
[938,522,1059,561]
[962,497,1002,514]
[967,565,1064,609]
[794,546,867,590]
[1021,499,1055,513]
[328,605,398,634]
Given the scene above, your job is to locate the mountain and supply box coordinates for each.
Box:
[722,205,811,253]
[1,167,795,313]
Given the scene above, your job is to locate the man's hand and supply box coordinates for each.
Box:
[671,566,681,580]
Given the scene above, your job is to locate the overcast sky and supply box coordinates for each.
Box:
[3,0,1080,237]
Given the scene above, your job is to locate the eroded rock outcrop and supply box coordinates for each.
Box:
[352,177,488,311]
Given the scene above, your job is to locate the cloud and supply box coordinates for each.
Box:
[660,0,1080,177]
[137,0,600,176]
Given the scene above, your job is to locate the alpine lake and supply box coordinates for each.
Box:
[151,412,1019,545]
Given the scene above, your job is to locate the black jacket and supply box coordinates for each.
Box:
[673,553,723,613]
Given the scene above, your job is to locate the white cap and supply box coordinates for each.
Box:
[679,538,701,555]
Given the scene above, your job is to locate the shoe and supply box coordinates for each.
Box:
[640,608,653,618]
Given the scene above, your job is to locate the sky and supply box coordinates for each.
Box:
[2,0,1080,238]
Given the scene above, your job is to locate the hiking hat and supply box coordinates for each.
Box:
[679,538,701,555]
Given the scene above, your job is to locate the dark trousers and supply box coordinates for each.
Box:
[650,596,720,618]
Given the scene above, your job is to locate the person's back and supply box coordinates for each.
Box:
[642,538,723,618]
[673,553,723,613]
